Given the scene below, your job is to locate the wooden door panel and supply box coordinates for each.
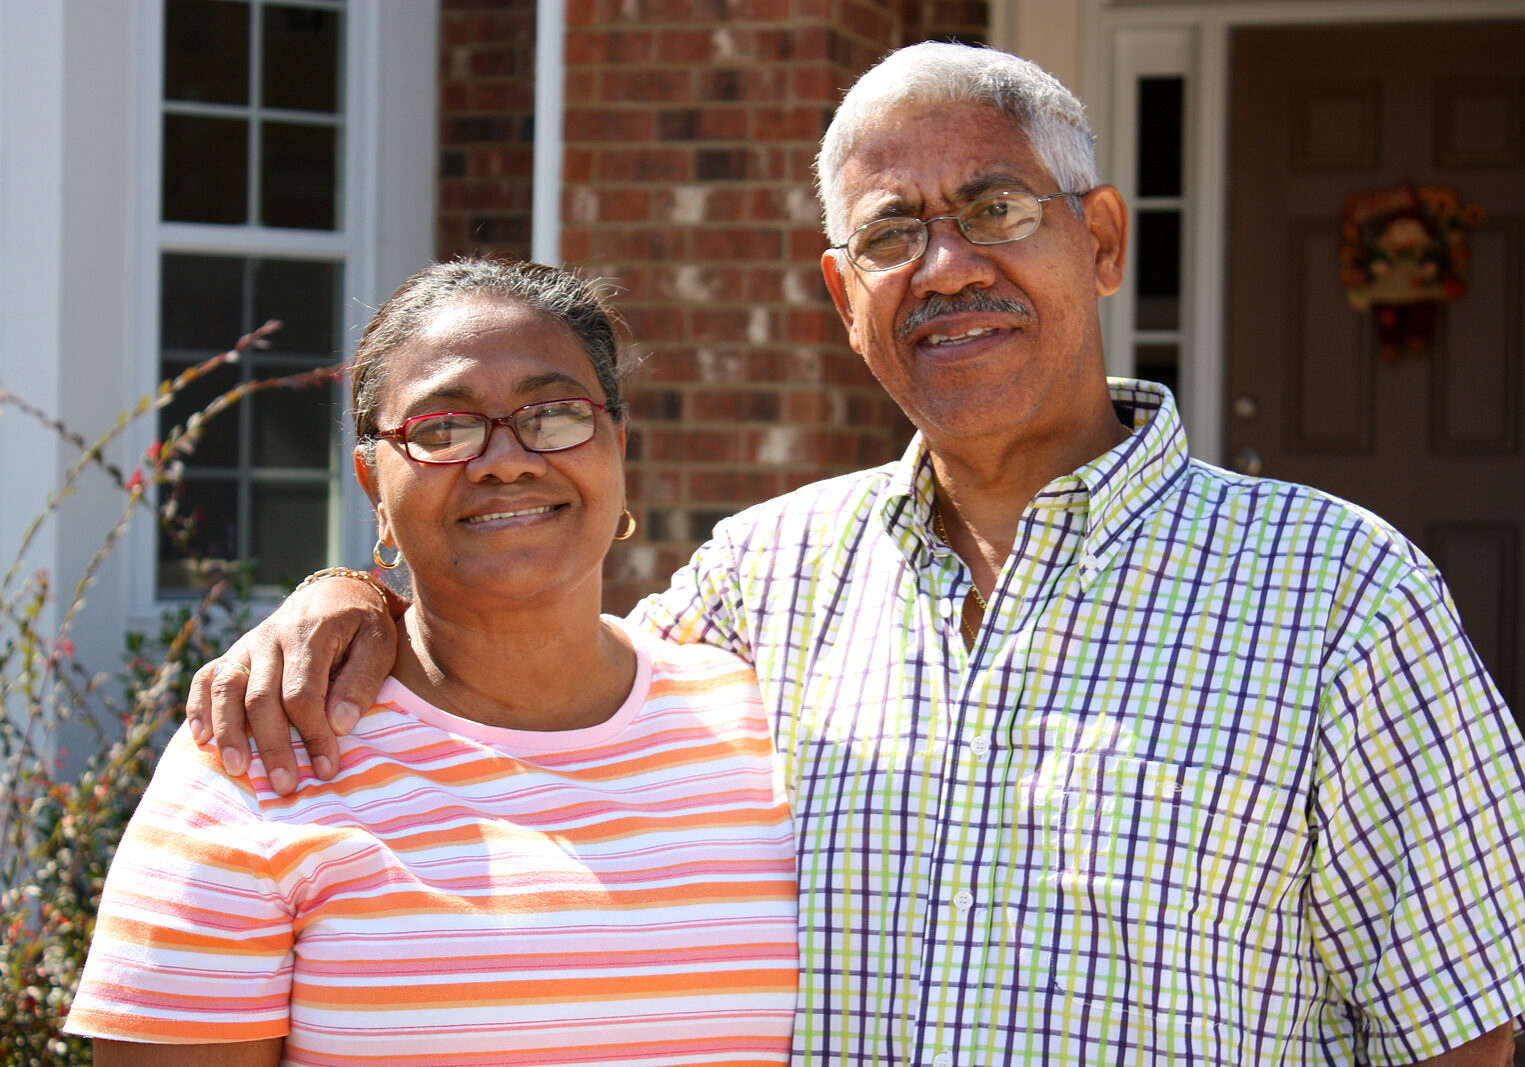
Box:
[1227,22,1525,715]
[1429,524,1518,703]
[1432,217,1520,452]
[1287,219,1372,452]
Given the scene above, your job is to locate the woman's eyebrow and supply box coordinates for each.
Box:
[402,372,591,417]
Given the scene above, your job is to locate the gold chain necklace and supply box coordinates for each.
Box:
[933,505,989,644]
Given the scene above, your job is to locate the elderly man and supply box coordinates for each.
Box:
[192,42,1525,1066]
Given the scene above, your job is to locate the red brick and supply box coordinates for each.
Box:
[690,388,782,421]
[588,226,690,262]
[788,226,831,260]
[644,428,743,463]
[689,307,755,341]
[787,307,844,344]
[752,106,831,142]
[657,107,749,141]
[692,227,783,261]
[695,0,792,19]
[793,64,841,102]
[561,228,593,262]
[594,147,691,182]
[566,29,657,64]
[468,146,534,179]
[623,467,683,504]
[655,29,719,63]
[620,304,688,342]
[686,469,783,502]
[600,68,693,104]
[565,108,654,142]
[468,81,535,112]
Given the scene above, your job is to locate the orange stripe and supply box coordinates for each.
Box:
[291,966,798,1008]
[95,913,293,955]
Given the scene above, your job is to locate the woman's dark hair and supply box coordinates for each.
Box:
[352,258,627,449]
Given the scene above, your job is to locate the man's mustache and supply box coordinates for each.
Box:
[898,291,1032,342]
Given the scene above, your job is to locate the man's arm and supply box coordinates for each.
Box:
[187,573,400,794]
[1413,1024,1514,1067]
[95,1038,283,1067]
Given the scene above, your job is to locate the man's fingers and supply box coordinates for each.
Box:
[324,613,398,739]
[241,646,306,795]
[278,638,345,782]
[187,660,217,744]
[207,655,256,777]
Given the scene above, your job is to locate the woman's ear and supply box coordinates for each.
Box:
[353,445,379,503]
[353,446,393,546]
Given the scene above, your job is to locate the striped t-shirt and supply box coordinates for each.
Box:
[67,618,797,1065]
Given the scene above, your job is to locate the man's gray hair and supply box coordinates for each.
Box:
[815,42,1099,244]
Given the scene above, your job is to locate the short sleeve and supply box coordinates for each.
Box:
[628,525,755,662]
[64,725,295,1044]
[1311,563,1525,1063]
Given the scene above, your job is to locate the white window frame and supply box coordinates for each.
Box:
[127,0,437,623]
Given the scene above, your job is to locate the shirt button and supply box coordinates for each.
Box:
[970,736,990,757]
[937,598,953,619]
[953,889,974,911]
[932,1053,954,1067]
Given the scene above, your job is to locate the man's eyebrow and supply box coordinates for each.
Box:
[859,174,1043,223]
[955,174,1039,202]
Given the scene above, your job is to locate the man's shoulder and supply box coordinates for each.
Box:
[1171,457,1433,577]
[714,460,903,540]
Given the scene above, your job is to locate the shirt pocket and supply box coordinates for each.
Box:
[1016,753,1313,1011]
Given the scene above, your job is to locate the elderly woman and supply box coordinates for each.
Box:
[66,260,798,1066]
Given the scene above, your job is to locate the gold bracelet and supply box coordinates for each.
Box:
[292,566,390,609]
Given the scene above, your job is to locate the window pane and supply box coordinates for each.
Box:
[260,121,338,229]
[253,383,337,469]
[164,0,249,105]
[162,254,245,353]
[1138,77,1184,198]
[159,358,242,469]
[1135,210,1181,331]
[252,259,341,352]
[1135,343,1179,397]
[251,482,329,588]
[263,5,342,113]
[159,478,240,593]
[163,114,249,224]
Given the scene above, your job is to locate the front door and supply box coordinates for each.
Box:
[1225,20,1525,716]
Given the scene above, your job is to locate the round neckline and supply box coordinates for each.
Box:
[371,615,652,752]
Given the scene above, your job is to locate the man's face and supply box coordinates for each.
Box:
[821,101,1126,454]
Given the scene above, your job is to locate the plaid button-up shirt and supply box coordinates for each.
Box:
[632,379,1525,1066]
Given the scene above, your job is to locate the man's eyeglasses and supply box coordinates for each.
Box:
[371,398,606,464]
[832,189,1082,272]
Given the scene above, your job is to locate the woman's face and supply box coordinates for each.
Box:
[356,295,626,617]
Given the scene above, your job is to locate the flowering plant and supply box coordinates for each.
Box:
[0,322,340,1064]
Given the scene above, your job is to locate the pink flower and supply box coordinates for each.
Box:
[126,468,144,491]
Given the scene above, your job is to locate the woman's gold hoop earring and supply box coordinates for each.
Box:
[614,509,638,541]
[373,537,402,570]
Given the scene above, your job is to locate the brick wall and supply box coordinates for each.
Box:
[438,0,538,259]
[439,0,988,612]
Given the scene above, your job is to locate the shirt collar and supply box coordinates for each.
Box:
[879,378,1190,570]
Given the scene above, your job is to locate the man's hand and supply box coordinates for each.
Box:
[187,575,399,795]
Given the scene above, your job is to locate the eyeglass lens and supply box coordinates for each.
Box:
[847,191,1046,271]
[403,399,598,462]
